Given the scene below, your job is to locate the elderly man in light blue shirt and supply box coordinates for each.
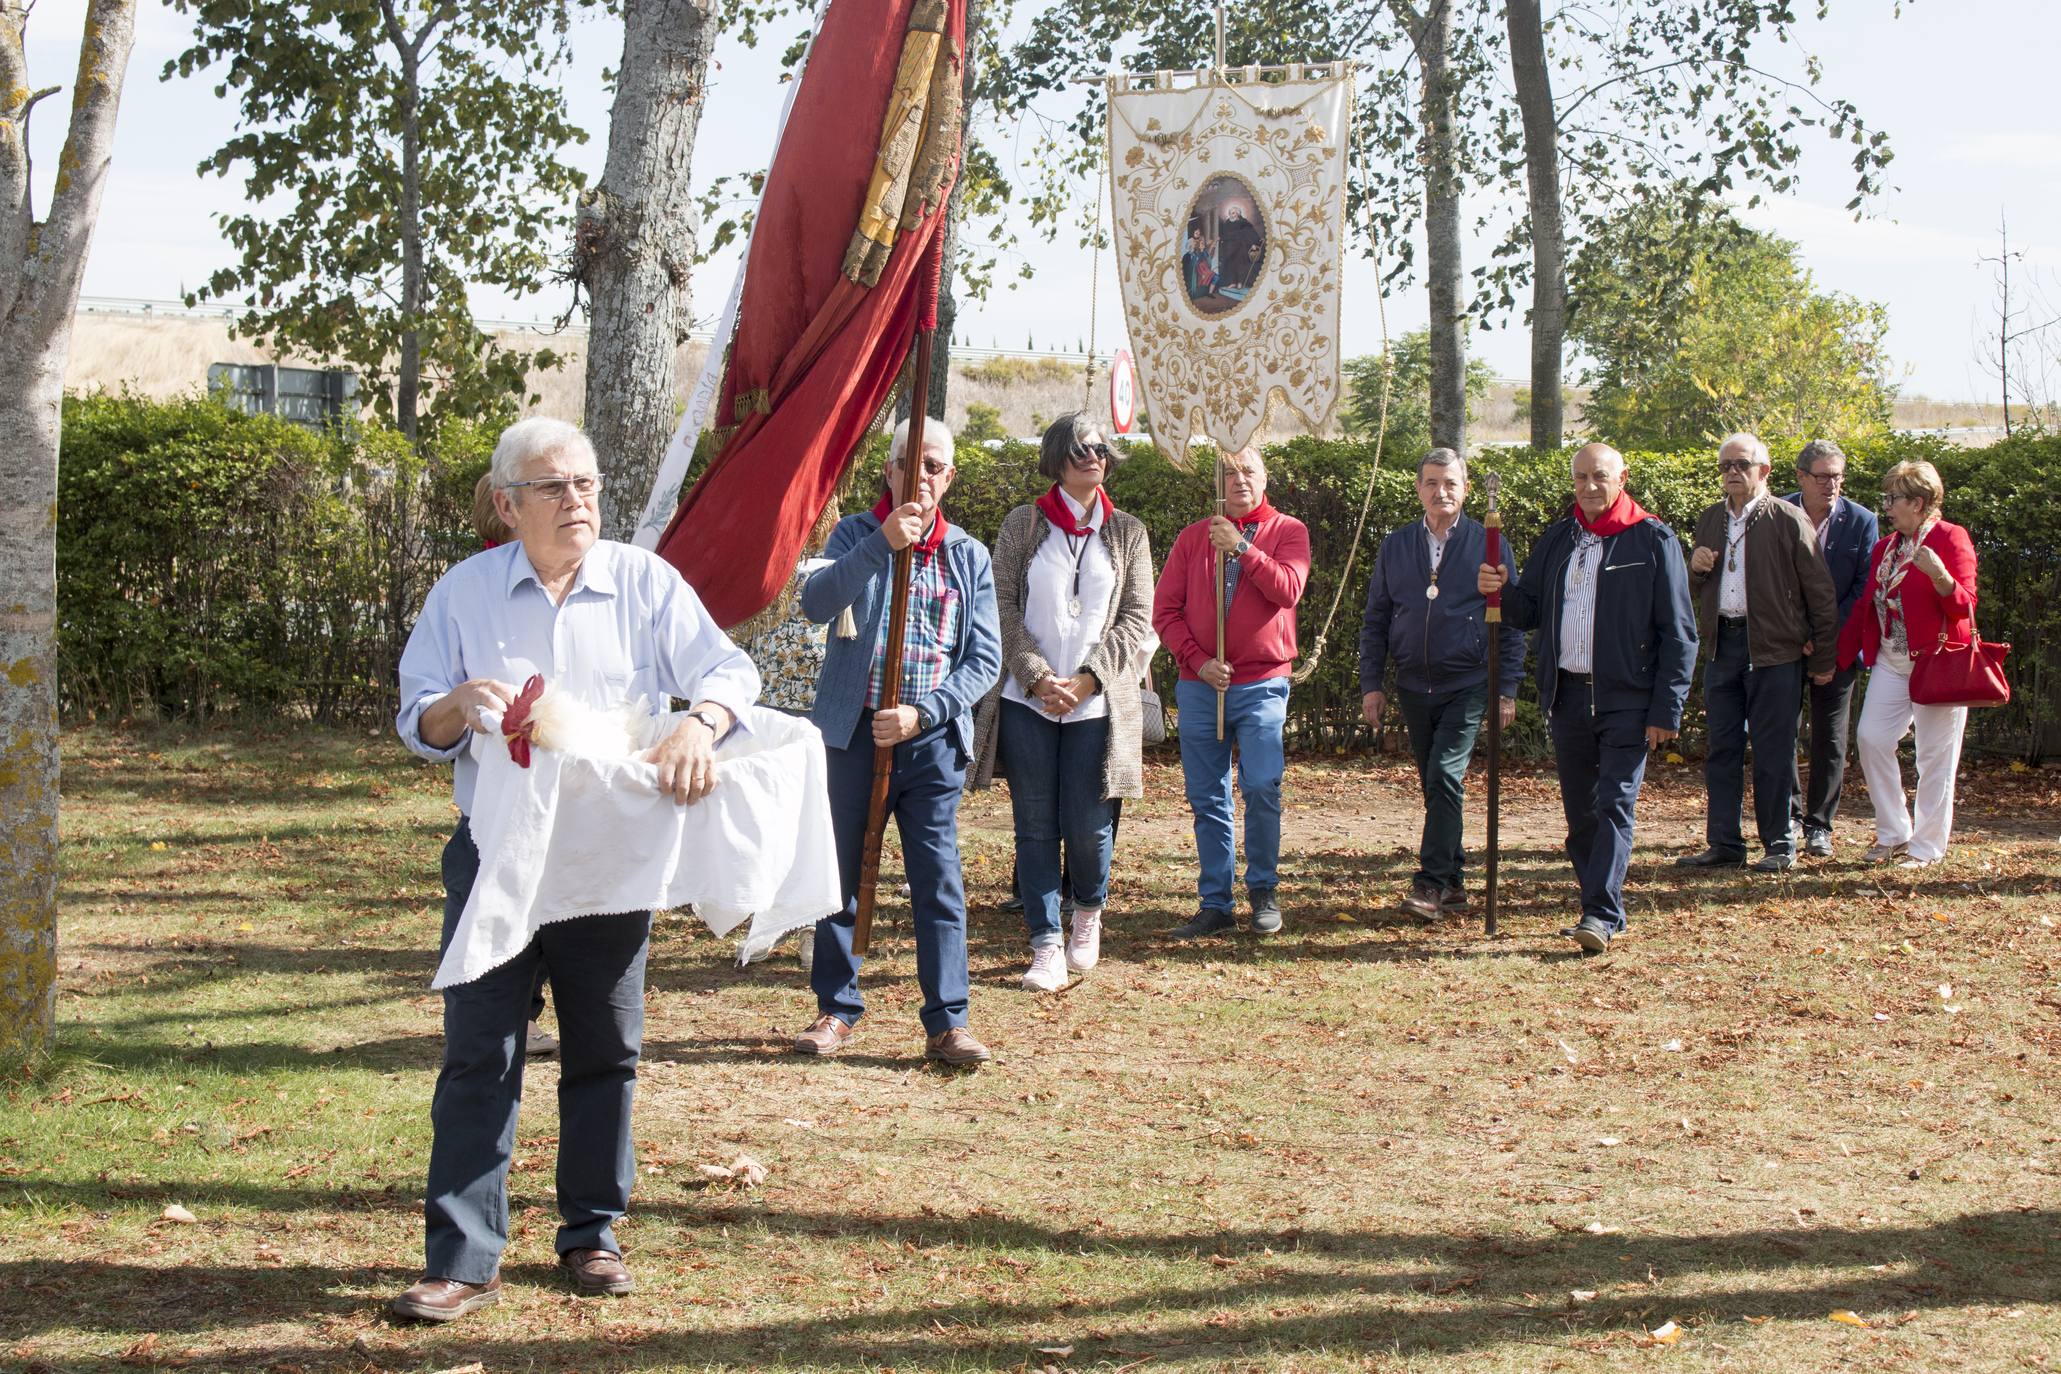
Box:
[390,417,758,1323]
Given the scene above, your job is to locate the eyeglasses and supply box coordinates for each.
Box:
[1070,442,1114,467]
[504,474,603,501]
[1799,468,1846,483]
[1716,458,1760,474]
[893,458,953,478]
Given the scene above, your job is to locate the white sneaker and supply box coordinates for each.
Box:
[1021,944,1068,992]
[1065,906,1104,973]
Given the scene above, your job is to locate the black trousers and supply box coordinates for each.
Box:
[1790,665,1859,836]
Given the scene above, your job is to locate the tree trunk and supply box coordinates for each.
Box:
[393,37,425,441]
[1506,0,1565,449]
[0,0,139,1060]
[579,0,718,543]
[1400,0,1465,453]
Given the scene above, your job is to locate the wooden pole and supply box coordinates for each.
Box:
[1483,472,1503,937]
[852,320,938,959]
[1214,456,1227,740]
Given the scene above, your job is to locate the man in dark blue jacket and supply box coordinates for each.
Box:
[1477,443,1698,954]
[1784,438,1879,858]
[1359,448,1526,922]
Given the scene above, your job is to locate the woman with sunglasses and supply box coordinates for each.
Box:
[1836,459,1978,868]
[972,413,1156,990]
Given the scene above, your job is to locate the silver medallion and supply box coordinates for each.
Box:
[1425,584,1440,601]
[1068,597,1083,618]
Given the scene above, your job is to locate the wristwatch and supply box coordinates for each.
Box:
[914,704,936,732]
[687,708,723,736]
[1234,536,1251,558]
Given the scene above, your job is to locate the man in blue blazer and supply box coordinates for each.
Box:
[1784,438,1879,858]
[1358,448,1525,923]
[1477,444,1698,954]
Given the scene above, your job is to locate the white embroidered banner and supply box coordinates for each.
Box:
[1105,67,1351,467]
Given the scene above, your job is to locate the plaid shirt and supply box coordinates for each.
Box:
[865,547,959,709]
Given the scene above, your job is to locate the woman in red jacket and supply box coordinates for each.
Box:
[1837,460,1977,868]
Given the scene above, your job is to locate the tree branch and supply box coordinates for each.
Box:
[1556,53,1856,132]
[31,0,137,325]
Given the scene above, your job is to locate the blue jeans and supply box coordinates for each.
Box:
[1703,620,1805,858]
[1547,675,1650,934]
[999,701,1113,948]
[813,722,971,1036]
[424,822,649,1284]
[1175,677,1289,911]
[1395,683,1488,891]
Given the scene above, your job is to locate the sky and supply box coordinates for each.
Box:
[23,0,2061,403]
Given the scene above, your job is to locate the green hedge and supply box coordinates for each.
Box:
[58,390,2061,759]
[57,391,493,723]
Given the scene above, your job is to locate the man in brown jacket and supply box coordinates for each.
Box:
[1677,433,1839,873]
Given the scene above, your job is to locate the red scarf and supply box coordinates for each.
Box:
[1570,490,1651,539]
[1035,483,1114,536]
[1223,498,1276,535]
[872,490,949,555]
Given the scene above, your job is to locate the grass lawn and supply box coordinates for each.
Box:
[3,724,2057,1372]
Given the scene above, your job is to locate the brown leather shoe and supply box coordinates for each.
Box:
[389,1274,501,1322]
[793,1014,855,1055]
[560,1247,634,1296]
[925,1026,991,1067]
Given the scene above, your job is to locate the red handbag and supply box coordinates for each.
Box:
[1909,622,2011,708]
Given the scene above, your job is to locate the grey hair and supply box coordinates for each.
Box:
[1572,442,1626,477]
[1718,431,1771,468]
[889,415,957,466]
[490,417,596,489]
[1417,447,1466,482]
[1795,437,1845,473]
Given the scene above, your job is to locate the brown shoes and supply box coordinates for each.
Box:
[925,1026,991,1067]
[390,1274,502,1322]
[561,1247,634,1296]
[793,1014,855,1055]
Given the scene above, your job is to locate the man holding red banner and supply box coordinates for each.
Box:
[793,418,1001,1065]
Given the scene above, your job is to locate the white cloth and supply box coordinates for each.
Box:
[1002,490,1114,724]
[396,540,761,815]
[432,704,840,988]
[1558,532,1604,673]
[1717,497,1758,617]
[1424,518,1451,582]
[1105,68,1350,465]
[1855,660,1967,862]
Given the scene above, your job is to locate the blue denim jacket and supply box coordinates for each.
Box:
[802,512,1002,755]
[1358,515,1527,696]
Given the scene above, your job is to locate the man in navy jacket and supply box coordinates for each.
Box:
[1358,449,1526,922]
[1784,438,1879,857]
[1478,443,1698,954]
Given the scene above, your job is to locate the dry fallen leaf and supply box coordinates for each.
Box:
[1937,983,1953,1000]
[1743,1315,1773,1326]
[728,1153,768,1187]
[160,1204,196,1225]
[429,1365,487,1374]
[1829,1310,1870,1328]
[1644,1320,1683,1346]
[1570,1289,1598,1305]
[1597,1136,1623,1147]
[1583,1221,1620,1235]
[1558,1040,1579,1065]
[1033,1345,1075,1358]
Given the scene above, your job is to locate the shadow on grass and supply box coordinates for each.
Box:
[1,1205,2052,1368]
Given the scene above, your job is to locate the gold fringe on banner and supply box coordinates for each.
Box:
[841,0,961,287]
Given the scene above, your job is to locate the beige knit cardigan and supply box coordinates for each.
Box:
[970,501,1155,800]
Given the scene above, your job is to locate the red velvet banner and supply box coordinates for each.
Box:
[655,0,964,629]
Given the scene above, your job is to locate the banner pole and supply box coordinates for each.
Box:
[1483,472,1504,938]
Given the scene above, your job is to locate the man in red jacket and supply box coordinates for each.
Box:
[1152,447,1311,936]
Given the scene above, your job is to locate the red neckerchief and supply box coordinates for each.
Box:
[1570,490,1651,539]
[1035,483,1114,536]
[1225,498,1275,536]
[501,674,546,769]
[872,490,948,555]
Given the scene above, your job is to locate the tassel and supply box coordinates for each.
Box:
[837,606,858,640]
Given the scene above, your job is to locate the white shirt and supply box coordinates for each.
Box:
[1717,495,1761,618]
[1002,489,1116,724]
[1558,531,1605,674]
[396,539,762,815]
[1424,517,1453,585]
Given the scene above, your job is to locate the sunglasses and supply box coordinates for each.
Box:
[1070,442,1114,467]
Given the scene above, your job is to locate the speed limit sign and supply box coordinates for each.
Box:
[1108,349,1138,435]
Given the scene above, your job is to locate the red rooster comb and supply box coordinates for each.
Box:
[502,674,546,768]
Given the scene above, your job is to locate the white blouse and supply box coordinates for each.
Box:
[1002,489,1117,724]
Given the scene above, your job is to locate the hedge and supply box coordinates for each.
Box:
[56,390,2061,761]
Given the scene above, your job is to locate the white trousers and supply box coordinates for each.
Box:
[1854,661,1968,861]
